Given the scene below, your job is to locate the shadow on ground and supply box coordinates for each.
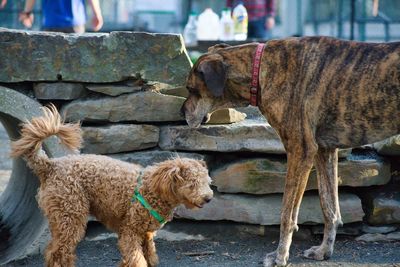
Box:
[5,220,400,267]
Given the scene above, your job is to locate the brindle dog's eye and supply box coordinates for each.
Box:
[187,87,200,96]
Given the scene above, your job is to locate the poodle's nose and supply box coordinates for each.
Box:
[204,196,212,203]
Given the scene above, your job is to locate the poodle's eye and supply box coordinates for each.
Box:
[189,184,196,189]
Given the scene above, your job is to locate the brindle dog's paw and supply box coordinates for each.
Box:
[263,251,289,267]
[303,245,332,261]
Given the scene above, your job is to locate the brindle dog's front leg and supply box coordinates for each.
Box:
[264,138,317,267]
[303,147,343,260]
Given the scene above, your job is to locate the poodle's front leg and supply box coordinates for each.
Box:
[143,232,159,267]
[118,229,147,267]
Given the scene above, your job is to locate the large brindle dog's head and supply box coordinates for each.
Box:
[181,44,256,127]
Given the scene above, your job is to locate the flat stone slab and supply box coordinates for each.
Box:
[61,91,185,123]
[82,124,159,154]
[211,157,391,194]
[361,225,398,234]
[0,29,191,86]
[356,232,400,242]
[34,82,87,100]
[175,192,364,225]
[86,84,142,96]
[373,135,400,155]
[367,192,400,225]
[159,121,285,153]
[206,108,247,124]
[110,150,207,167]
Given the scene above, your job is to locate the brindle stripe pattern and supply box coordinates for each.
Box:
[182,36,400,267]
[260,37,400,149]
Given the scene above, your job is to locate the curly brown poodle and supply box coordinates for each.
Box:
[11,105,213,267]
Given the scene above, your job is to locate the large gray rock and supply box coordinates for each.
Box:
[211,157,391,194]
[175,192,364,225]
[0,29,191,86]
[61,91,185,122]
[110,150,208,167]
[367,192,400,225]
[34,82,87,100]
[159,121,285,153]
[82,124,159,154]
[373,135,400,155]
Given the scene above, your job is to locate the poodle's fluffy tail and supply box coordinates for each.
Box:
[10,104,82,172]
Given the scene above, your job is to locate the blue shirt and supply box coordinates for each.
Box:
[42,0,86,28]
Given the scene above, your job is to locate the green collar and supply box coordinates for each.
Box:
[131,171,166,225]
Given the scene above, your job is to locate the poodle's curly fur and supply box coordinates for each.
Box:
[11,105,213,267]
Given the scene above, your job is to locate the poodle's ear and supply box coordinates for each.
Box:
[149,161,184,198]
[166,166,184,183]
[197,54,227,97]
[199,160,207,168]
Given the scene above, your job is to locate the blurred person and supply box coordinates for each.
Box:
[227,0,276,39]
[19,0,103,33]
[1,0,6,9]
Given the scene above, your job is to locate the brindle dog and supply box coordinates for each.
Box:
[181,36,400,266]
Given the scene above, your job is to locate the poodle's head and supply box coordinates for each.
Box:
[148,158,213,209]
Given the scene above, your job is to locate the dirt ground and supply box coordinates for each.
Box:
[5,220,400,267]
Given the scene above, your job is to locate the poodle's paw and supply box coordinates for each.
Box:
[147,253,159,267]
[303,245,331,261]
[263,251,288,267]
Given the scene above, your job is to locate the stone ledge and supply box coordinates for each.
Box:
[82,124,159,154]
[86,84,142,96]
[61,91,185,123]
[34,82,87,100]
[110,150,208,167]
[373,135,400,156]
[159,121,285,153]
[211,157,391,194]
[175,192,364,225]
[0,29,191,85]
[367,191,400,225]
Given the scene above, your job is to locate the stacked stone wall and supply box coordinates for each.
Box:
[1,28,399,228]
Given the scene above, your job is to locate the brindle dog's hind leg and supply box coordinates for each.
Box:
[264,133,318,267]
[304,147,343,260]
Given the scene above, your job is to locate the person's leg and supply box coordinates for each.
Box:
[248,17,267,39]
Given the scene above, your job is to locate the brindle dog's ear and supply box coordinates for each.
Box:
[198,56,227,97]
[208,43,231,53]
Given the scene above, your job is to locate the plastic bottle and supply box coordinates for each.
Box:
[232,2,248,41]
[183,12,198,47]
[219,8,234,41]
[196,8,220,41]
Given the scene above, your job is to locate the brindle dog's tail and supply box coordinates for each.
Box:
[10,104,82,176]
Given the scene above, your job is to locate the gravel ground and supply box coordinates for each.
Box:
[4,221,400,267]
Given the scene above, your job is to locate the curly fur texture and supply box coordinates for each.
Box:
[11,105,213,267]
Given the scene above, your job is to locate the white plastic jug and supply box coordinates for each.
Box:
[197,8,220,41]
[183,12,198,46]
[232,2,248,40]
[219,8,234,41]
